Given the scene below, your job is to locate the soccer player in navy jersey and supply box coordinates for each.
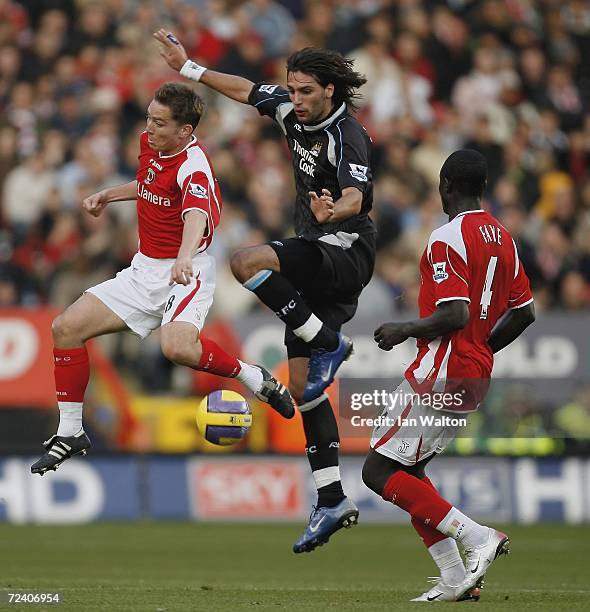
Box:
[155,29,376,552]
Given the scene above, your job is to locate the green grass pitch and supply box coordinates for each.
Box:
[1,523,589,611]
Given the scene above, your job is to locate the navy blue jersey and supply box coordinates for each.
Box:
[248,83,376,244]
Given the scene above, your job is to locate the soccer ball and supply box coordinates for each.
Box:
[196,390,252,446]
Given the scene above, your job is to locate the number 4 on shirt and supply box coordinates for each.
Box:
[480,256,498,320]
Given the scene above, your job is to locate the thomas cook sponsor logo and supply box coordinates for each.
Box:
[293,140,317,176]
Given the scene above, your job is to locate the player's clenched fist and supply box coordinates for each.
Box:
[83,190,109,217]
[310,189,334,224]
[153,29,188,71]
[374,322,409,351]
[169,255,194,286]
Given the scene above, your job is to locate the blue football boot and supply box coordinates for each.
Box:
[303,333,353,402]
[293,497,359,553]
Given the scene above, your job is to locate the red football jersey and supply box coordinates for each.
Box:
[406,209,533,411]
[135,131,222,258]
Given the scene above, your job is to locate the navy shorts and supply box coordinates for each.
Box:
[268,235,375,359]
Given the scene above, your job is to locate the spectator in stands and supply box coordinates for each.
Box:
[242,0,295,58]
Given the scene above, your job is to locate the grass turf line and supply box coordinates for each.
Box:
[0,523,589,611]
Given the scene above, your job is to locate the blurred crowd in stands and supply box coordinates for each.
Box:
[1,0,590,318]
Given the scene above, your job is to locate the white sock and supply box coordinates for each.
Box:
[292,314,323,342]
[437,507,489,549]
[56,402,83,437]
[312,465,340,490]
[235,361,264,394]
[428,538,466,586]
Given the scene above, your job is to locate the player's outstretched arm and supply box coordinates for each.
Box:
[153,29,254,104]
[487,302,535,354]
[83,180,137,217]
[374,301,470,351]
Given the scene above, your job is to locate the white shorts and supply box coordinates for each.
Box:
[87,251,216,339]
[369,379,466,466]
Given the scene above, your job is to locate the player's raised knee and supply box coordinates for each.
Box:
[230,246,274,283]
[51,313,65,342]
[161,337,192,365]
[160,323,201,366]
[229,249,252,283]
[51,312,78,346]
[160,335,184,364]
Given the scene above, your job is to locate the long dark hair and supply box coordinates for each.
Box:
[286,48,367,110]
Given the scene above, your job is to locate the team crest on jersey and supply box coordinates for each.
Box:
[432,262,449,283]
[259,84,278,94]
[311,142,322,157]
[349,163,368,182]
[145,167,156,184]
[189,183,208,199]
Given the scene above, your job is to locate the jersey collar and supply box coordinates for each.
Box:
[455,209,485,217]
[159,135,197,158]
[302,103,346,132]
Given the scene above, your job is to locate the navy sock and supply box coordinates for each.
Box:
[301,397,345,508]
[245,270,338,350]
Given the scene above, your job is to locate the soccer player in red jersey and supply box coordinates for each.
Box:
[31,83,294,476]
[362,150,536,601]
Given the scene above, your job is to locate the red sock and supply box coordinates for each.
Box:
[54,347,90,402]
[383,470,452,529]
[411,476,448,547]
[197,338,241,378]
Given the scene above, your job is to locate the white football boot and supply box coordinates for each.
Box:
[460,528,510,593]
[411,577,482,602]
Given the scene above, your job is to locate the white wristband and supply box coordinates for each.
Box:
[180,59,207,82]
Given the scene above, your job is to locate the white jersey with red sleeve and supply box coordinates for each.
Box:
[136,131,222,258]
[405,209,533,411]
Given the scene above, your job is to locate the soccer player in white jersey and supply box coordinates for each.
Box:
[31,82,294,475]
